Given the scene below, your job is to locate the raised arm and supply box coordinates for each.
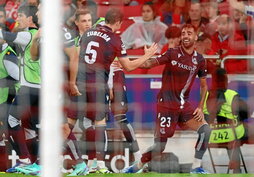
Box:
[118,43,158,71]
[0,29,32,47]
[229,0,245,14]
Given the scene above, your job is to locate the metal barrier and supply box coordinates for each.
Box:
[221,55,254,69]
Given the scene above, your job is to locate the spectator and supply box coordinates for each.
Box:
[195,32,212,55]
[203,67,249,173]
[186,1,209,34]
[26,0,39,6]
[205,1,219,36]
[0,6,7,30]
[160,0,187,25]
[123,0,139,6]
[121,1,168,53]
[229,0,254,18]
[5,0,23,20]
[209,14,247,73]
[161,25,181,53]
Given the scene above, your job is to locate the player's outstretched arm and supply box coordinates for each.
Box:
[118,43,158,71]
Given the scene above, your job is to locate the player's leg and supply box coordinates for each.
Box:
[123,105,178,173]
[80,117,96,172]
[184,104,211,173]
[64,92,89,176]
[14,88,41,175]
[0,103,8,171]
[88,84,111,173]
[112,70,141,162]
[7,87,33,172]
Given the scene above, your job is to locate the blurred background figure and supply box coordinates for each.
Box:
[186,1,209,34]
[121,1,167,53]
[203,67,249,173]
[159,0,187,26]
[209,14,247,74]
[161,25,181,53]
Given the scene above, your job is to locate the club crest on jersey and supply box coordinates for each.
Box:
[160,128,166,134]
[192,58,198,65]
[171,60,177,66]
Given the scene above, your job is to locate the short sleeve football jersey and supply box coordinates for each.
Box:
[156,46,207,109]
[79,25,127,81]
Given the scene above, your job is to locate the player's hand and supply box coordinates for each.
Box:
[111,60,122,69]
[69,83,81,96]
[193,107,204,122]
[144,43,158,57]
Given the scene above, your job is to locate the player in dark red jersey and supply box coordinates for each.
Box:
[123,24,211,174]
[78,8,157,173]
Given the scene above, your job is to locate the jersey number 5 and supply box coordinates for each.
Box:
[85,41,99,64]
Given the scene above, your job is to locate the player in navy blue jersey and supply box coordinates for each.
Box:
[123,24,211,174]
[78,8,157,173]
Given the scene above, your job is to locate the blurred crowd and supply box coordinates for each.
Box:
[0,0,253,74]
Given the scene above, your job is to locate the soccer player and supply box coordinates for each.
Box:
[108,60,142,163]
[123,24,211,174]
[0,5,41,174]
[78,8,157,173]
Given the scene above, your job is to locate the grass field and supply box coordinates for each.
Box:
[0,173,254,177]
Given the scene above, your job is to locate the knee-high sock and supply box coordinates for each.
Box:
[95,125,107,161]
[64,131,83,163]
[194,124,211,159]
[26,137,39,163]
[115,114,140,153]
[85,126,96,160]
[0,141,7,171]
[141,137,167,164]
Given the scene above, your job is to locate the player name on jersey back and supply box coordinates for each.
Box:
[87,31,111,42]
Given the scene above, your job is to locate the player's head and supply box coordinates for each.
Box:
[181,24,198,49]
[17,5,38,29]
[75,9,92,35]
[105,8,123,31]
[211,67,228,90]
[216,14,232,37]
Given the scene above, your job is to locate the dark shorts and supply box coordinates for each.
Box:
[8,86,40,133]
[111,70,128,115]
[154,102,195,138]
[70,72,109,122]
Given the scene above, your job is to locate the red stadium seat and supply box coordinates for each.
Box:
[97,5,123,17]
[122,5,142,19]
[117,19,134,34]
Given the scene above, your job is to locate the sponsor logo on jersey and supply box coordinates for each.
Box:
[172,61,197,72]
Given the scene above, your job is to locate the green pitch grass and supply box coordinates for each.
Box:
[0,173,254,177]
